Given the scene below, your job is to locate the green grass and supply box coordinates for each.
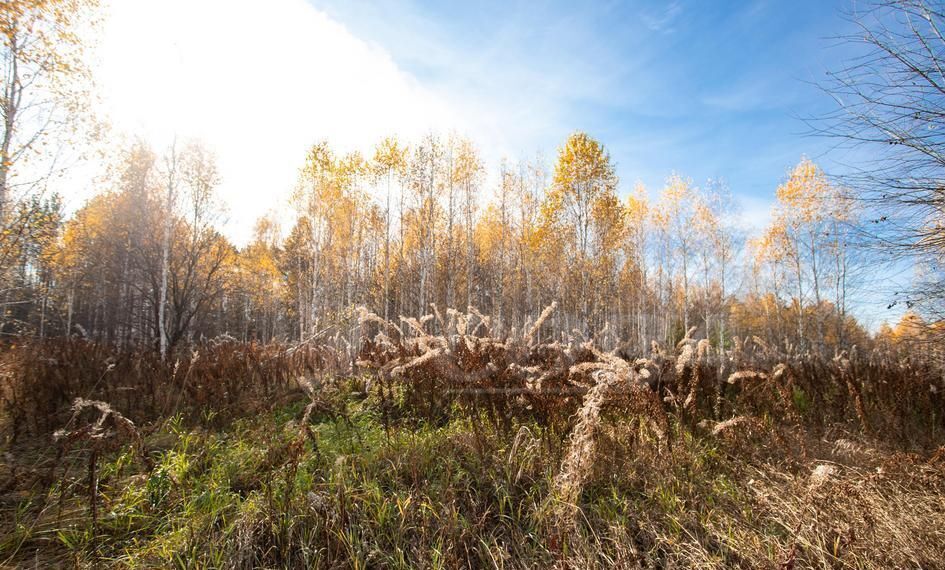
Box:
[3,384,945,569]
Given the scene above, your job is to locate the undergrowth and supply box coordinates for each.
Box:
[2,385,944,568]
[1,305,944,568]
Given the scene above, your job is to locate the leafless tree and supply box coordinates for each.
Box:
[817,0,945,323]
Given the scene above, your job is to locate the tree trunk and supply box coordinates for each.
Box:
[158,143,177,360]
[0,31,20,222]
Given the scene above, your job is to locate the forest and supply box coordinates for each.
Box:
[2,0,945,568]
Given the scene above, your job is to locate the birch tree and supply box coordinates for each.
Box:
[372,136,406,322]
[1,0,98,219]
[546,132,618,333]
[158,141,177,359]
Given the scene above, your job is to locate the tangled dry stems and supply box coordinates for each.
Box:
[353,303,945,540]
[0,338,347,440]
[2,304,945,567]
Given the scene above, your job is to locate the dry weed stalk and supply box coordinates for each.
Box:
[550,353,658,533]
[53,398,143,543]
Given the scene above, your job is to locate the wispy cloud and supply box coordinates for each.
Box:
[701,78,786,112]
[735,194,774,232]
[641,1,684,33]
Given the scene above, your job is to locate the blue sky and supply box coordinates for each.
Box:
[312,0,861,223]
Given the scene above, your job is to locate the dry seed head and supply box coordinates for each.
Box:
[54,398,140,450]
[727,370,768,384]
[358,306,404,338]
[676,343,694,376]
[552,368,626,519]
[833,352,852,370]
[832,438,873,459]
[809,464,838,490]
[391,347,443,378]
[430,304,445,331]
[751,336,770,353]
[676,326,698,348]
[711,415,750,437]
[467,306,491,336]
[400,316,428,337]
[525,302,557,344]
[696,338,711,360]
[297,376,317,396]
[373,332,396,350]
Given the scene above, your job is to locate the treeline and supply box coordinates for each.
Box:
[5,0,945,358]
[1,131,887,354]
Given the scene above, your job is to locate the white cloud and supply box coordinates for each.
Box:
[97,0,461,244]
[734,194,773,232]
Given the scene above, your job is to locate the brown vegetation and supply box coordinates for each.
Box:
[2,304,942,567]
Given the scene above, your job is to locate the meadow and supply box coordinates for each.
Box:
[2,305,943,569]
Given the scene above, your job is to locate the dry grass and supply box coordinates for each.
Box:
[1,304,944,568]
[0,338,346,441]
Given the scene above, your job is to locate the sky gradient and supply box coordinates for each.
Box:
[311,0,861,223]
[92,0,903,326]
[97,0,861,231]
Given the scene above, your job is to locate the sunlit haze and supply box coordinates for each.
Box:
[98,0,458,243]
[96,0,853,244]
